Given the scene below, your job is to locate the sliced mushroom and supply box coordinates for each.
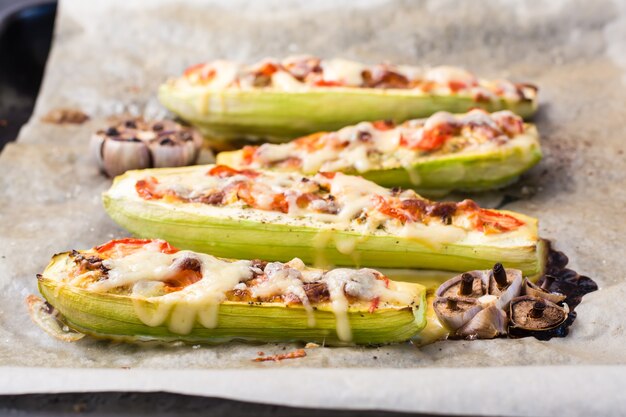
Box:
[509,296,568,332]
[91,118,203,177]
[524,277,567,304]
[456,304,508,339]
[432,296,483,331]
[435,271,486,299]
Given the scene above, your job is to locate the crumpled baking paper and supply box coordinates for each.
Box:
[1,0,625,415]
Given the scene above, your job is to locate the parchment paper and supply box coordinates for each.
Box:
[1,0,626,415]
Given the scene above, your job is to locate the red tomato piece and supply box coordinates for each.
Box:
[476,209,525,233]
[314,79,343,87]
[372,120,395,131]
[448,80,467,92]
[369,297,380,313]
[135,176,163,200]
[241,146,257,165]
[207,165,259,178]
[417,123,455,151]
[183,63,205,77]
[293,132,329,152]
[318,171,336,179]
[95,238,178,255]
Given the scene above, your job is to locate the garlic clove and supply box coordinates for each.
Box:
[149,137,191,168]
[509,295,568,332]
[456,304,508,339]
[524,277,567,304]
[102,138,152,177]
[495,275,523,310]
[433,296,483,331]
[435,271,487,299]
[488,263,523,296]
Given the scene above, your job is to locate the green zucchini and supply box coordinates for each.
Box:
[103,165,546,276]
[159,57,537,144]
[217,110,542,196]
[35,243,427,345]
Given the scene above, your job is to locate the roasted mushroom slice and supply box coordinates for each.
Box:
[91,118,203,177]
[456,305,508,339]
[524,276,567,304]
[432,296,483,331]
[509,296,568,334]
[435,272,486,299]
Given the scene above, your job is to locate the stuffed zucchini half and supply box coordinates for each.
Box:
[159,56,538,144]
[34,239,426,345]
[217,109,542,196]
[103,165,546,276]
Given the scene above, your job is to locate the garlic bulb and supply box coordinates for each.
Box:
[91,118,203,177]
[433,263,523,340]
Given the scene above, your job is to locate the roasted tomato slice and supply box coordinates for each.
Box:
[95,238,179,255]
[270,193,289,213]
[207,165,259,178]
[183,63,205,77]
[372,195,425,223]
[417,123,456,151]
[241,146,257,165]
[372,120,395,131]
[164,269,203,292]
[448,80,467,92]
[135,176,163,200]
[476,209,525,233]
[314,79,344,87]
[318,171,336,180]
[368,297,380,313]
[293,132,329,152]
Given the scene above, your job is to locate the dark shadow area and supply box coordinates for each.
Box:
[0,392,468,417]
[0,0,57,151]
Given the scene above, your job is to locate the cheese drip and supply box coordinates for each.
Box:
[322,268,414,341]
[79,243,418,341]
[250,259,316,327]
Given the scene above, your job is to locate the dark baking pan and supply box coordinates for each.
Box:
[0,0,57,152]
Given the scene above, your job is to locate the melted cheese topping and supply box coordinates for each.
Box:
[236,110,532,174]
[110,165,537,249]
[320,59,367,86]
[55,244,418,342]
[173,55,536,102]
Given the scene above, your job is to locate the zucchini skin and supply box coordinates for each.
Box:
[103,169,546,276]
[37,254,427,346]
[217,126,542,197]
[159,84,537,144]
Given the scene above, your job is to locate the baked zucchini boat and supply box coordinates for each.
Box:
[159,56,538,143]
[217,109,542,195]
[34,239,426,345]
[103,165,545,275]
